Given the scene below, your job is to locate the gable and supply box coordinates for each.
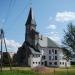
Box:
[39,35,60,48]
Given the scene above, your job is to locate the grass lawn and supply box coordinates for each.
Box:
[0,67,75,75]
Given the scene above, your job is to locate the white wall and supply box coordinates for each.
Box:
[59,60,70,67]
[28,48,71,67]
[58,49,71,67]
[41,48,70,67]
[41,47,60,67]
[28,54,42,68]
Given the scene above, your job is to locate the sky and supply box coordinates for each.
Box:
[0,0,75,52]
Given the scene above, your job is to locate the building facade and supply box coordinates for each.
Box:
[18,7,70,68]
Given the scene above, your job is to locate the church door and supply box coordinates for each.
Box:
[45,61,47,66]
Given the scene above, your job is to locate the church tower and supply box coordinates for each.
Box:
[17,7,40,66]
[25,7,39,48]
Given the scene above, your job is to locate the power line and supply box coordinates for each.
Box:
[3,0,12,24]
[13,0,29,22]
[3,0,16,25]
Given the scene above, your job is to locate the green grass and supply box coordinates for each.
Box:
[71,65,75,68]
[0,70,40,75]
[0,68,75,75]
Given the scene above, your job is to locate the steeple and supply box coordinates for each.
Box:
[25,7,36,25]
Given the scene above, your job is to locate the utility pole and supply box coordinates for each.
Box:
[0,29,3,72]
[0,29,12,71]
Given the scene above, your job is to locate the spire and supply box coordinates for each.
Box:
[25,7,36,25]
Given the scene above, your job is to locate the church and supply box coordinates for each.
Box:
[18,7,70,68]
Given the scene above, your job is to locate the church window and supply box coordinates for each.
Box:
[41,62,44,65]
[54,62,57,65]
[55,56,57,60]
[49,62,52,65]
[60,62,61,64]
[42,55,46,60]
[49,50,51,54]
[39,62,40,64]
[49,56,51,60]
[33,62,35,64]
[55,50,57,54]
[62,62,64,65]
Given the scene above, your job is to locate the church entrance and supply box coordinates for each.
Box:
[45,61,47,66]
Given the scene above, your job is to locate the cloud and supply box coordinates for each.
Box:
[50,32,58,36]
[0,38,21,52]
[55,11,75,22]
[47,24,56,30]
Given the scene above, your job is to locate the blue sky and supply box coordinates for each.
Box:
[0,0,75,52]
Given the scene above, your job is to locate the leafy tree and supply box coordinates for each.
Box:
[62,47,72,60]
[63,23,75,53]
[62,23,75,75]
[2,52,11,66]
[16,46,26,66]
[62,47,72,75]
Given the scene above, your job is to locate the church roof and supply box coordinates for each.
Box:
[25,8,36,25]
[47,37,60,47]
[39,35,60,48]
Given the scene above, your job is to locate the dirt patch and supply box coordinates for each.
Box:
[32,66,51,73]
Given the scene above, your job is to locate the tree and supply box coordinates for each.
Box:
[16,46,27,66]
[62,47,72,60]
[2,52,11,66]
[62,47,71,75]
[63,23,75,53]
[62,23,75,75]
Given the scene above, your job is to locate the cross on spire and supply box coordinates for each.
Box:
[30,0,32,8]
